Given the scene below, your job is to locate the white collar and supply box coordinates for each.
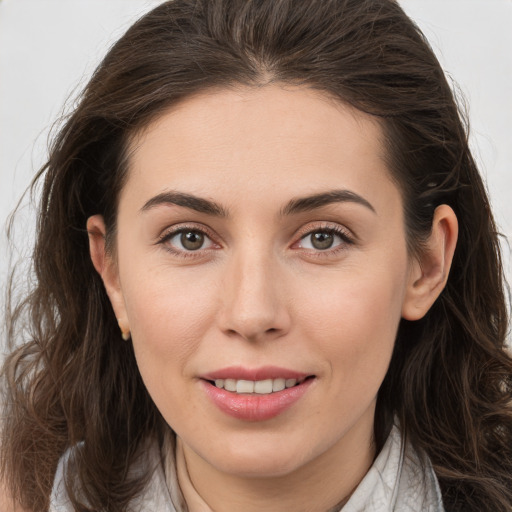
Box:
[341,424,444,511]
[50,424,445,511]
[160,424,445,512]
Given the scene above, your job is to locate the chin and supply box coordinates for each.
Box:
[215,452,307,479]
[197,433,320,479]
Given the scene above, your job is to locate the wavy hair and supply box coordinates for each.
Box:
[2,1,511,510]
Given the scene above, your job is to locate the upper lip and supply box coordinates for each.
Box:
[201,365,311,381]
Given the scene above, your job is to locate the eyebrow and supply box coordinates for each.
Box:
[140,188,375,218]
[281,190,376,216]
[140,191,228,217]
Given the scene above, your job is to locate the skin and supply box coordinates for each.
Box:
[88,84,457,512]
[0,483,30,512]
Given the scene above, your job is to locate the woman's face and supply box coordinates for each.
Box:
[95,85,424,481]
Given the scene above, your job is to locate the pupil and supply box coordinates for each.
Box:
[181,231,204,250]
[312,231,333,250]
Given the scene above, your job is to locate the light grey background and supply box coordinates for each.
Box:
[1,1,511,354]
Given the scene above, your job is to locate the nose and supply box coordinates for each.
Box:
[217,247,291,343]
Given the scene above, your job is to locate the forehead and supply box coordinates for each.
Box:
[123,84,397,213]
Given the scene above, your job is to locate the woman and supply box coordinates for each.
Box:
[1,0,511,511]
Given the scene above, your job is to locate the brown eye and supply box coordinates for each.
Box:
[180,231,205,250]
[163,228,215,253]
[297,227,352,252]
[310,231,335,250]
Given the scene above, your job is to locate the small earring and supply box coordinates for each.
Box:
[118,320,131,341]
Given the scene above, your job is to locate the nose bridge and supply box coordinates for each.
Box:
[219,239,288,341]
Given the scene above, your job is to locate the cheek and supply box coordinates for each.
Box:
[121,265,219,374]
[295,265,407,382]
[119,268,221,428]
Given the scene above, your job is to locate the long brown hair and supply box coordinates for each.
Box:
[2,1,511,511]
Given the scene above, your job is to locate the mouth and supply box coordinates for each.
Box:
[200,369,316,421]
[206,375,314,395]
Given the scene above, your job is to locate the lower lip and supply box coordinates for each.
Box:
[201,378,314,421]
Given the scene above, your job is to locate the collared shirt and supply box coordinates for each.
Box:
[50,425,445,511]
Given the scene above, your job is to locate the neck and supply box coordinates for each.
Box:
[177,417,376,512]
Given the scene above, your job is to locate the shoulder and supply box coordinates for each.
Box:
[48,446,74,512]
[395,429,445,511]
[49,441,177,512]
[342,425,445,512]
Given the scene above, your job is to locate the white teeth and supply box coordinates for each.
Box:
[285,378,297,388]
[213,377,307,394]
[236,380,254,393]
[224,379,236,392]
[254,379,273,394]
[272,378,286,392]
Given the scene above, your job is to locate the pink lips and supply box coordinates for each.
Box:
[202,365,309,382]
[200,366,314,422]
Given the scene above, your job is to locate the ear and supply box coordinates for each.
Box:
[402,205,458,321]
[87,215,130,338]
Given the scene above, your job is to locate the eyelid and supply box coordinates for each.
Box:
[294,221,354,243]
[156,222,221,255]
[156,221,354,258]
[291,221,355,254]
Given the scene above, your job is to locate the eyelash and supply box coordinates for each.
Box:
[156,222,355,259]
[157,223,219,259]
[294,223,355,258]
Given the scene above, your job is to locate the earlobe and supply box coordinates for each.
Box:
[402,205,458,321]
[87,215,130,337]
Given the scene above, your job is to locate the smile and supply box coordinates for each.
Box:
[201,368,316,421]
[212,377,307,395]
